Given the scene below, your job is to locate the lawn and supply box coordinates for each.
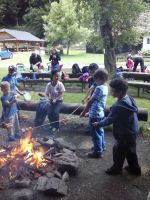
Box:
[0,50,104,68]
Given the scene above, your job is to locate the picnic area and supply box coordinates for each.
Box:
[0,0,150,200]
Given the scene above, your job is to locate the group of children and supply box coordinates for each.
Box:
[80,65,141,176]
[0,63,141,177]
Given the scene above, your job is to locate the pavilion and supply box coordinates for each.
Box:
[0,28,44,51]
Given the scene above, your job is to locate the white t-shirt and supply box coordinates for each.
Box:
[45,81,65,100]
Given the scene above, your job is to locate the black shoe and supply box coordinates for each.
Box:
[105,167,122,175]
[87,151,103,158]
[124,166,141,176]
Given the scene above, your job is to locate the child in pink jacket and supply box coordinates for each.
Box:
[126,56,134,70]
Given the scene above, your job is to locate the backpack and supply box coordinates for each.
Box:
[82,66,89,73]
[72,63,81,74]
[79,72,89,82]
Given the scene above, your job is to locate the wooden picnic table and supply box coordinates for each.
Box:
[21,72,51,79]
[21,72,82,79]
[123,72,150,82]
[18,78,87,92]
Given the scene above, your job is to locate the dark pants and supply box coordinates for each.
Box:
[133,57,145,72]
[112,137,140,171]
[48,100,62,129]
[34,100,49,126]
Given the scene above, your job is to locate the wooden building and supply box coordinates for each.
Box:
[0,28,44,51]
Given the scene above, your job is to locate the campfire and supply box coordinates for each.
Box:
[0,128,49,180]
[0,128,79,197]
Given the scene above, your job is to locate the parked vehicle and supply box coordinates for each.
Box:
[0,49,13,60]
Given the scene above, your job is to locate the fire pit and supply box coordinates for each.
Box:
[0,128,79,199]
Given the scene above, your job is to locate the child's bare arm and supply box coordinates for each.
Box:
[80,96,94,117]
[82,86,94,104]
[15,87,23,95]
[3,97,16,107]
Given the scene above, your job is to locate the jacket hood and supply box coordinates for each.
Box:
[117,95,138,113]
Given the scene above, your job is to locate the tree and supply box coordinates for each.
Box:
[0,0,30,27]
[23,7,48,38]
[43,0,90,55]
[99,0,145,73]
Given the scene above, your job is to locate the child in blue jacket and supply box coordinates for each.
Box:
[93,78,141,176]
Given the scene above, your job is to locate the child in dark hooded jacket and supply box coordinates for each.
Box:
[93,78,141,176]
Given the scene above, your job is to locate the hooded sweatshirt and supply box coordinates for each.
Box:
[98,95,139,144]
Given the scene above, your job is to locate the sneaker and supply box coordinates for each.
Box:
[87,151,103,158]
[15,133,22,139]
[124,165,141,176]
[8,135,16,142]
[105,167,122,175]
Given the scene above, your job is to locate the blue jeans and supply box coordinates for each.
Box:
[34,100,49,126]
[48,100,62,129]
[89,117,105,153]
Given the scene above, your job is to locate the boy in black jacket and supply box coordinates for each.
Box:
[93,78,141,176]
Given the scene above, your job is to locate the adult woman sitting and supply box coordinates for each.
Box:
[45,70,65,133]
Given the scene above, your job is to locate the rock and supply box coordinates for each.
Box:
[62,148,75,154]
[54,152,79,175]
[37,176,68,196]
[36,176,48,191]
[62,172,69,182]
[44,139,55,147]
[54,138,76,151]
[11,189,35,200]
[14,179,31,188]
[54,170,62,179]
[46,172,55,178]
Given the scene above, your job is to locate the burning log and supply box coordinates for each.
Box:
[44,147,55,156]
[18,102,148,121]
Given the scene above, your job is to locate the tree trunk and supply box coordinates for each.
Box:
[99,1,116,75]
[17,102,148,121]
[67,40,70,55]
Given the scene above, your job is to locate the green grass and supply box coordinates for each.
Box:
[1,50,150,69]
[0,50,104,67]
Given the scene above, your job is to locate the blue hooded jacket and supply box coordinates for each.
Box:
[98,95,139,144]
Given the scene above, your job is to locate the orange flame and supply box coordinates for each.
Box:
[0,128,46,172]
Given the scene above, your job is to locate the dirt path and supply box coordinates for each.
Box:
[0,115,150,200]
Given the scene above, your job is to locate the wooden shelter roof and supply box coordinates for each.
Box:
[0,28,43,42]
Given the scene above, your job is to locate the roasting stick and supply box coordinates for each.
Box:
[33,104,82,130]
[33,115,79,130]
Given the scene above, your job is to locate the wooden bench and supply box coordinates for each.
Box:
[18,78,87,92]
[128,81,150,97]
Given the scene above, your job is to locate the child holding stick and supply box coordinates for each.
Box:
[93,78,141,176]
[80,69,108,158]
[0,81,21,141]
